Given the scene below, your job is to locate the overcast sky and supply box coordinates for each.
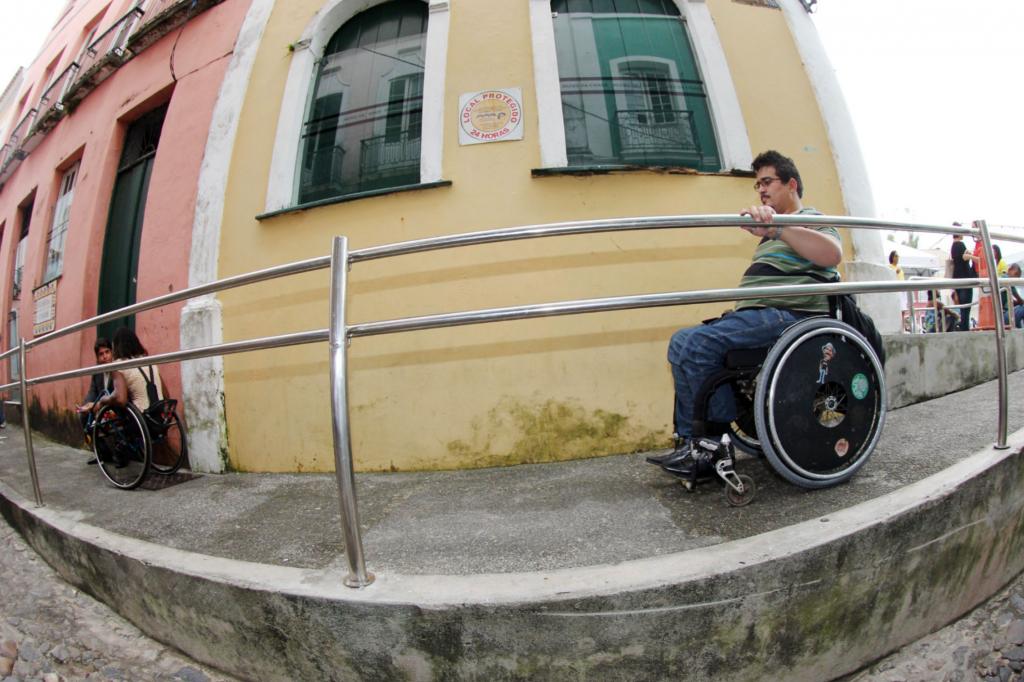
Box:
[1,1,1021,249]
[811,0,1024,252]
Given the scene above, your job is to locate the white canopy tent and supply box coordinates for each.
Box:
[886,241,944,276]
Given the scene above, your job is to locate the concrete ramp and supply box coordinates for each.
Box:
[0,372,1023,680]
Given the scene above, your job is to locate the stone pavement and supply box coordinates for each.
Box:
[0,518,237,682]
[844,569,1024,682]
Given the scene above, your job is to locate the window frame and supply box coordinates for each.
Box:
[42,161,79,283]
[529,0,751,172]
[266,0,450,212]
[13,197,34,299]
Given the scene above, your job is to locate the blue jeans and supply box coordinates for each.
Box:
[1015,304,1024,329]
[668,307,810,438]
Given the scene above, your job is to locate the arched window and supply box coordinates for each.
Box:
[298,0,428,203]
[550,0,720,170]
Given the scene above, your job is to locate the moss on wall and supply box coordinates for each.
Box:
[443,396,664,471]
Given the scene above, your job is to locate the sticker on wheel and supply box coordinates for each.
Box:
[835,438,849,458]
[851,373,869,400]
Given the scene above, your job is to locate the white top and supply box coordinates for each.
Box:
[122,361,163,412]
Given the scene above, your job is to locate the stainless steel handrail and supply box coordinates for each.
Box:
[349,213,1024,264]
[6,213,1019,590]
[25,255,330,348]
[346,278,994,339]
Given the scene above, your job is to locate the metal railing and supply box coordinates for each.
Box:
[35,62,80,121]
[0,1,225,187]
[76,7,144,77]
[3,214,1022,590]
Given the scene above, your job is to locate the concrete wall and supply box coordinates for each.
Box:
[211,0,871,473]
[2,430,1023,681]
[885,330,1024,409]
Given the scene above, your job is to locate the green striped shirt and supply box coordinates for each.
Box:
[734,208,840,313]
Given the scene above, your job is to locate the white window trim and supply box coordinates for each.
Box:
[529,0,752,172]
[265,0,449,212]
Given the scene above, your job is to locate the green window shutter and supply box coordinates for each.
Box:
[552,0,721,170]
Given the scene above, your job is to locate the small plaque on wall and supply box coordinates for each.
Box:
[458,88,524,145]
[32,281,57,336]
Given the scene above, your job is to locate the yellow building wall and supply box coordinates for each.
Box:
[216,0,849,472]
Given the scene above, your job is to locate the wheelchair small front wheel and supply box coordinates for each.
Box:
[754,317,885,489]
[725,473,755,507]
[92,405,151,490]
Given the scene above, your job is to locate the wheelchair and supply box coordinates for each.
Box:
[677,316,886,506]
[91,399,188,490]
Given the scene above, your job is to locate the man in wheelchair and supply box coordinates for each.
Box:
[647,150,845,485]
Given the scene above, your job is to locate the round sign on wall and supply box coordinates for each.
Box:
[458,88,524,145]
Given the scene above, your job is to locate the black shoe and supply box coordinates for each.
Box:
[646,449,681,465]
[663,446,715,479]
[658,445,696,470]
[646,435,690,465]
[86,457,97,465]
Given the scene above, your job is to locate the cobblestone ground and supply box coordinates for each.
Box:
[3,511,1024,682]
[841,573,1024,682]
[0,520,238,682]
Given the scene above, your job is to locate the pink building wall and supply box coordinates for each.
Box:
[0,0,251,437]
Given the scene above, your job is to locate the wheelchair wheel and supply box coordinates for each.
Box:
[728,378,762,457]
[754,317,885,489]
[147,402,188,475]
[92,405,151,490]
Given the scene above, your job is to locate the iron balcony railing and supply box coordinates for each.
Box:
[0,1,228,189]
[6,109,38,152]
[359,130,421,179]
[73,7,144,84]
[0,110,37,183]
[36,63,80,120]
[1,215,1021,590]
[615,108,699,155]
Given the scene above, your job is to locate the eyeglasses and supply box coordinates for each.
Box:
[753,176,781,191]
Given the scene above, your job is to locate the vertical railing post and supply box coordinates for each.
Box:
[906,290,917,333]
[18,338,43,506]
[976,219,1009,450]
[328,236,374,588]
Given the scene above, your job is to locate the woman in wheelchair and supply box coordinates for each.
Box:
[90,327,188,488]
[645,151,885,505]
[91,328,167,414]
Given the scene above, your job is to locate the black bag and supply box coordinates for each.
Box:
[138,366,160,406]
[808,273,886,366]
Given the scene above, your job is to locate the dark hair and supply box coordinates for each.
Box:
[1010,262,1022,275]
[752,150,803,198]
[112,327,148,360]
[93,337,111,355]
[888,250,899,265]
[994,244,1002,262]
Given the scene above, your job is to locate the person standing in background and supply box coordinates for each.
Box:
[950,227,975,331]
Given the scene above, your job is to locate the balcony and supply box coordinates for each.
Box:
[614,108,704,165]
[0,109,38,185]
[358,131,421,191]
[127,0,226,54]
[29,62,81,137]
[0,0,225,190]
[62,7,145,109]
